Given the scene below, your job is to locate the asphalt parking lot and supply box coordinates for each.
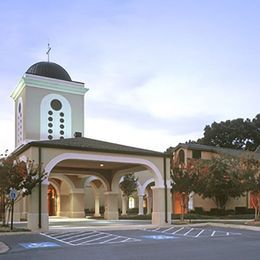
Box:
[0,225,260,260]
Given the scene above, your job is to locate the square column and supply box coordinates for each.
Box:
[121,195,127,216]
[27,183,49,232]
[94,194,101,217]
[152,186,171,226]
[69,192,85,218]
[104,192,119,220]
[138,195,144,215]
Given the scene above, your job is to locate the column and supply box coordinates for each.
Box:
[94,194,101,217]
[104,192,119,220]
[121,195,127,215]
[138,194,144,215]
[152,186,172,226]
[21,196,27,220]
[146,193,152,215]
[27,183,49,232]
[69,192,85,218]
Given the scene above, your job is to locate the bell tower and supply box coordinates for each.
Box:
[11,61,88,148]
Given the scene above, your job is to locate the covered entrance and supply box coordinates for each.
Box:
[14,137,172,231]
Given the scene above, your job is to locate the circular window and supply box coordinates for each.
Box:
[60,118,64,123]
[48,129,53,134]
[48,117,53,121]
[48,135,53,140]
[48,111,53,115]
[50,99,62,111]
[48,123,53,128]
[60,112,64,117]
[60,136,64,140]
[60,130,64,135]
[60,124,64,129]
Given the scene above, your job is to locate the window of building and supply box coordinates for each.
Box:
[192,150,201,159]
[128,196,135,209]
[178,149,185,163]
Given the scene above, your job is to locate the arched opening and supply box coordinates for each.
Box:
[48,184,57,216]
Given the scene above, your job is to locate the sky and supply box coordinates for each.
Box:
[0,0,259,154]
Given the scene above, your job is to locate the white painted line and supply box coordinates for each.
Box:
[184,228,194,236]
[40,233,75,246]
[100,236,121,244]
[172,227,184,234]
[69,233,103,243]
[211,231,216,237]
[78,234,112,245]
[62,231,96,241]
[121,238,131,242]
[55,231,93,239]
[161,227,175,233]
[151,227,160,231]
[195,229,205,237]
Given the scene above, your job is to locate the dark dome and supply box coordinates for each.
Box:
[26,61,72,81]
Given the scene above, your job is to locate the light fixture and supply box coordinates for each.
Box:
[100,163,104,167]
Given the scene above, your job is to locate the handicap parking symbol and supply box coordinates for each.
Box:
[20,242,61,249]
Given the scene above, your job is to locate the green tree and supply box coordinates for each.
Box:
[197,114,260,151]
[0,157,47,226]
[196,155,245,210]
[242,156,260,220]
[171,161,198,221]
[119,173,138,213]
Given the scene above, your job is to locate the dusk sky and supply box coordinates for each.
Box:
[0,0,259,154]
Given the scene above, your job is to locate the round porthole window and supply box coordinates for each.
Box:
[50,99,62,111]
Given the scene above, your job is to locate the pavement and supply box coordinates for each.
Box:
[1,217,260,256]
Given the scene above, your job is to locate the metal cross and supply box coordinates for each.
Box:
[46,43,51,62]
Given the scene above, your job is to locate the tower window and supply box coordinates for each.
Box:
[51,99,62,111]
[60,112,64,117]
[48,117,53,121]
[48,111,53,115]
[48,135,53,140]
[60,124,64,129]
[48,123,53,128]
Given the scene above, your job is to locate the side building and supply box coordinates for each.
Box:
[170,143,260,215]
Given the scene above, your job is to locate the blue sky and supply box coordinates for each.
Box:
[0,0,259,153]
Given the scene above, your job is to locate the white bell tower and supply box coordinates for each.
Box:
[11,61,88,148]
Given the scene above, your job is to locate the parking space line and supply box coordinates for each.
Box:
[55,231,94,239]
[184,228,194,236]
[172,227,184,234]
[78,234,112,245]
[100,236,121,244]
[41,232,75,246]
[211,231,216,237]
[195,229,205,237]
[69,233,103,243]
[161,227,175,233]
[62,231,96,241]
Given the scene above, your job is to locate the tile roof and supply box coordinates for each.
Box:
[173,143,260,160]
[14,137,167,157]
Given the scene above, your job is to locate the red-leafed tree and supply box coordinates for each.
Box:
[242,156,260,220]
[0,157,47,226]
[171,161,199,221]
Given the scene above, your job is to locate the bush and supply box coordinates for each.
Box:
[194,207,204,215]
[209,208,225,216]
[235,207,254,215]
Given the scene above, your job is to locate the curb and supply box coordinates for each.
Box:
[177,222,260,232]
[0,242,9,254]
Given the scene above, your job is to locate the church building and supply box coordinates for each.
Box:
[10,60,172,231]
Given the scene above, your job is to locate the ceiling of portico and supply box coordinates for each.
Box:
[51,159,146,175]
